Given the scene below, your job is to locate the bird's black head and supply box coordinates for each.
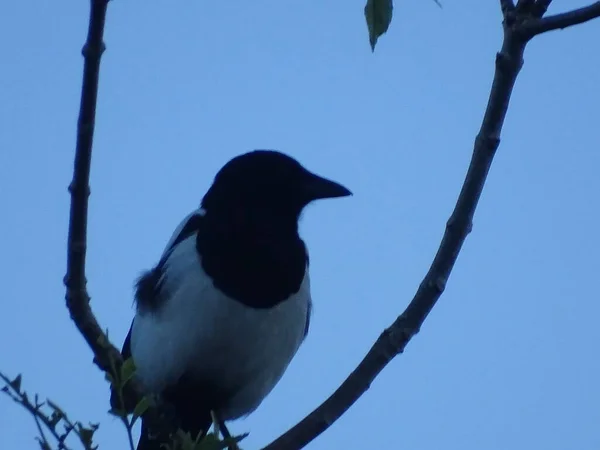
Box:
[201,150,351,230]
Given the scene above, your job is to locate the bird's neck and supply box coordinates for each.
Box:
[196,210,308,309]
[204,207,301,240]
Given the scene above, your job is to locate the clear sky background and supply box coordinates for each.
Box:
[1,1,599,449]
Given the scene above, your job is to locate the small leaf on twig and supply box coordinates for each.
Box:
[47,399,66,417]
[49,411,63,428]
[36,437,52,450]
[120,357,137,386]
[131,396,151,425]
[77,423,98,449]
[108,407,127,418]
[10,374,23,392]
[197,432,247,450]
[166,430,246,450]
[364,0,393,51]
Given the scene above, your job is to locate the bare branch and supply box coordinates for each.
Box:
[64,0,116,378]
[63,0,180,445]
[499,0,515,18]
[518,1,600,38]
[121,416,136,450]
[261,7,538,450]
[0,371,88,450]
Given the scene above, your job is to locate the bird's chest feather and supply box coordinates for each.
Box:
[130,235,311,418]
[196,214,309,309]
[186,278,310,417]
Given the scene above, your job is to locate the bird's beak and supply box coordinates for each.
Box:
[304,173,352,201]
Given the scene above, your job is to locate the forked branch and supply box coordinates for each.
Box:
[520,1,600,37]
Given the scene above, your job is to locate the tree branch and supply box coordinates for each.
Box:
[64,0,114,378]
[63,0,179,444]
[262,3,567,449]
[518,1,600,38]
[1,371,95,450]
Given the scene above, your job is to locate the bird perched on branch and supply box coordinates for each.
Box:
[110,150,352,450]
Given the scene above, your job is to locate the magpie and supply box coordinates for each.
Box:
[111,150,352,450]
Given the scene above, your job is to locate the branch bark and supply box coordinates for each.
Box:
[520,1,600,37]
[65,0,114,377]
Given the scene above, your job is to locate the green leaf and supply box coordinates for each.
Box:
[120,358,137,385]
[108,408,127,418]
[173,431,240,450]
[36,437,52,450]
[131,396,151,424]
[221,433,247,450]
[364,0,393,51]
[10,374,22,392]
[173,430,197,450]
[196,432,247,450]
[49,411,63,429]
[77,424,97,448]
[194,433,220,450]
[47,400,66,417]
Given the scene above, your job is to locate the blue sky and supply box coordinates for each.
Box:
[1,1,599,449]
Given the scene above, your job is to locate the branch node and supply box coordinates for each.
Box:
[381,323,417,357]
[81,41,106,59]
[475,134,501,158]
[430,276,447,294]
[465,220,473,235]
[495,50,523,74]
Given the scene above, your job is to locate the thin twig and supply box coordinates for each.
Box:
[121,417,136,450]
[1,372,73,450]
[33,395,53,450]
[518,1,600,38]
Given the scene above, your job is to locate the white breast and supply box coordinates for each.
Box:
[130,234,311,419]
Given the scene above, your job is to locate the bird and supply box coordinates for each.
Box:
[110,149,352,450]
